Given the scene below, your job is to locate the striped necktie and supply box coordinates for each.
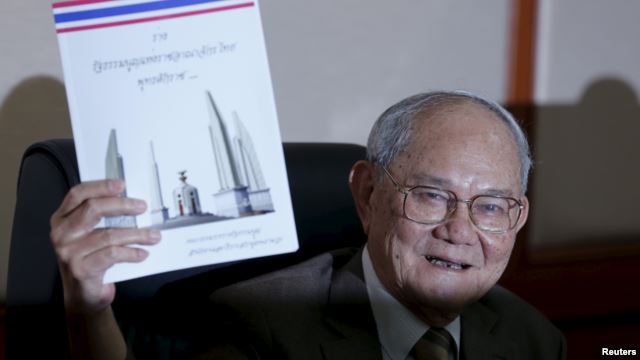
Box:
[411,327,457,360]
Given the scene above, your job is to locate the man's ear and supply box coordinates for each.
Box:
[349,160,376,235]
[515,195,530,233]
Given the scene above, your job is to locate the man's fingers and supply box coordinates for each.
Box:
[75,196,147,227]
[49,181,157,316]
[55,227,160,313]
[64,228,159,280]
[54,179,125,219]
[70,245,150,280]
[51,196,147,245]
[57,228,161,263]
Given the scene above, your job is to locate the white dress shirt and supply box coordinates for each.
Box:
[362,245,461,360]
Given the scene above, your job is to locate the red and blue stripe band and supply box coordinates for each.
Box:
[55,0,232,23]
[54,0,254,33]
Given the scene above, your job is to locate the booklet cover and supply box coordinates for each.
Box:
[53,0,298,283]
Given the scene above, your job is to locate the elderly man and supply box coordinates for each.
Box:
[51,91,566,359]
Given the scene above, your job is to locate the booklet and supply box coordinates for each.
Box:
[52,0,298,283]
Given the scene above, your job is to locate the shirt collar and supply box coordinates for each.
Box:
[362,245,461,360]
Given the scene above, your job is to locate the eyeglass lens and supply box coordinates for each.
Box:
[404,187,519,231]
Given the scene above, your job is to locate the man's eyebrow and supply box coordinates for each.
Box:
[481,188,516,198]
[408,174,516,197]
[408,174,451,187]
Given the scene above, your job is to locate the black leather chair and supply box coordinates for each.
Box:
[6,139,367,359]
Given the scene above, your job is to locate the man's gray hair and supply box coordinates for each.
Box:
[366,90,533,193]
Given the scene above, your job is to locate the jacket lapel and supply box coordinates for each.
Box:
[460,300,516,360]
[320,248,382,360]
[318,249,518,360]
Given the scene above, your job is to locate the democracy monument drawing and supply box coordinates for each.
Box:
[104,90,274,230]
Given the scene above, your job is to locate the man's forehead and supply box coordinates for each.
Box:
[409,101,518,158]
[393,102,523,194]
[412,100,506,134]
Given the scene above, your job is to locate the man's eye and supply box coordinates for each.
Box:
[483,204,501,212]
[412,189,448,203]
[427,192,444,200]
[474,202,506,215]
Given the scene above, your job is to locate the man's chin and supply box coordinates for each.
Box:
[419,261,497,304]
[408,281,487,319]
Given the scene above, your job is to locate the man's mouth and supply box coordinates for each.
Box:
[425,255,471,270]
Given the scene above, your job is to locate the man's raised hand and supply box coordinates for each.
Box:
[50,179,161,314]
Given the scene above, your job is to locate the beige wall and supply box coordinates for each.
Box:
[535,0,640,103]
[0,1,73,302]
[0,0,512,301]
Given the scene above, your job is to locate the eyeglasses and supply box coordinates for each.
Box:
[382,167,524,233]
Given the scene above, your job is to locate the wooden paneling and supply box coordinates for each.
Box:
[507,0,538,105]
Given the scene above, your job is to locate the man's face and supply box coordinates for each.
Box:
[364,101,529,318]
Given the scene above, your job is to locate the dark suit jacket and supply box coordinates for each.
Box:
[198,249,566,359]
[195,247,566,360]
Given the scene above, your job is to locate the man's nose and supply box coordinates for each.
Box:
[435,201,475,245]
